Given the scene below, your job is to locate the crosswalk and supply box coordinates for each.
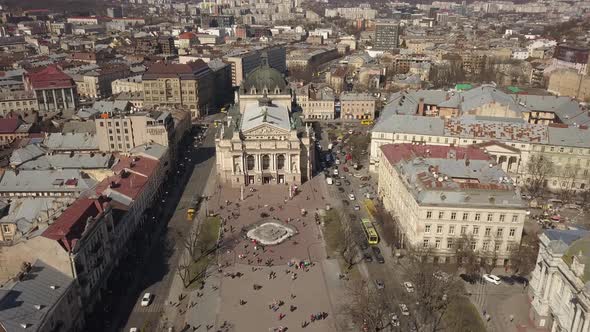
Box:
[133,298,164,313]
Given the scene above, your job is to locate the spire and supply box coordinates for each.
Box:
[261,51,269,67]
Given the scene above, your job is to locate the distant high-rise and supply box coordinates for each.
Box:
[107,6,123,18]
[373,21,400,50]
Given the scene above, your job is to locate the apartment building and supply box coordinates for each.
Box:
[529,229,590,332]
[224,45,286,86]
[369,87,590,192]
[111,75,143,95]
[0,90,38,117]
[0,260,85,332]
[142,61,213,116]
[378,144,527,263]
[70,64,131,99]
[373,21,400,50]
[340,92,376,120]
[297,84,335,120]
[95,109,173,153]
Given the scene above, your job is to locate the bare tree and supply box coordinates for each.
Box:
[509,231,540,276]
[176,254,192,288]
[525,154,554,198]
[557,164,579,203]
[341,280,394,332]
[340,225,359,270]
[479,241,499,274]
[454,234,480,277]
[402,248,465,332]
[183,229,200,262]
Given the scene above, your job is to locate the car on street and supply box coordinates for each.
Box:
[360,176,370,181]
[460,273,478,284]
[375,279,385,289]
[363,250,373,262]
[348,193,356,200]
[371,246,385,263]
[390,314,400,327]
[333,169,339,176]
[353,173,362,178]
[343,166,349,172]
[400,304,410,316]
[403,282,415,293]
[140,293,152,307]
[354,205,360,210]
[338,187,345,193]
[340,175,346,179]
[344,180,351,186]
[499,275,515,285]
[483,274,501,285]
[130,328,138,332]
[335,181,342,186]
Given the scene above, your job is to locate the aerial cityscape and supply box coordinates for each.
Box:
[0,0,589,331]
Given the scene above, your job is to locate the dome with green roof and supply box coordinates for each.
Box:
[241,53,288,96]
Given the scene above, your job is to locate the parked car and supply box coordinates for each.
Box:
[354,205,361,211]
[348,193,356,201]
[360,176,369,181]
[338,187,345,193]
[344,180,351,186]
[375,279,385,290]
[130,328,138,332]
[499,275,515,285]
[333,169,339,176]
[335,181,342,186]
[371,246,385,263]
[403,282,415,293]
[483,274,501,285]
[343,166,349,172]
[363,250,373,262]
[399,303,410,316]
[460,273,479,284]
[140,293,152,307]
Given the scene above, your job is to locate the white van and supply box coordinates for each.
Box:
[326,177,333,185]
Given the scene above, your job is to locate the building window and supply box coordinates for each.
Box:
[512,215,518,223]
[108,129,113,134]
[124,129,129,134]
[494,242,501,251]
[426,211,432,219]
[451,212,457,220]
[509,228,516,237]
[247,155,255,170]
[277,155,285,170]
[447,238,454,249]
[462,212,468,221]
[116,129,121,134]
[423,239,430,248]
[110,144,115,149]
[448,225,455,235]
[487,213,493,222]
[438,211,444,219]
[460,226,467,235]
[485,227,491,237]
[473,226,479,236]
[470,240,477,250]
[425,224,431,233]
[115,121,120,126]
[2,225,10,233]
[475,213,481,221]
[482,240,490,251]
[436,225,443,234]
[99,121,104,127]
[499,214,506,222]
[435,239,441,248]
[496,228,504,237]
[262,155,270,170]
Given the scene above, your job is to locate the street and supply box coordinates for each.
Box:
[87,121,218,332]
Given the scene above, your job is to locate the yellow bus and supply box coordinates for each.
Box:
[361,119,374,125]
[361,218,379,245]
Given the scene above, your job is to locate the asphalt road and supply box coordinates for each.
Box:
[90,122,218,332]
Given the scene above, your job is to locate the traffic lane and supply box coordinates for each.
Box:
[120,131,217,330]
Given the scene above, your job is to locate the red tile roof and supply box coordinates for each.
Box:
[42,197,106,252]
[380,143,490,166]
[95,155,159,202]
[25,65,75,90]
[0,118,21,134]
[112,155,159,177]
[178,32,198,39]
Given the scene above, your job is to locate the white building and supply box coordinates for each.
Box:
[377,143,527,263]
[370,87,590,193]
[529,229,590,332]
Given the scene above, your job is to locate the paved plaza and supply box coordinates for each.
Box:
[169,175,348,332]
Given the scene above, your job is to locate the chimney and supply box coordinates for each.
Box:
[417,98,425,116]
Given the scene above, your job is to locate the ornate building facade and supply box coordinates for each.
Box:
[215,96,313,187]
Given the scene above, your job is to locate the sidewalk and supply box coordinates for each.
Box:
[160,165,218,331]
